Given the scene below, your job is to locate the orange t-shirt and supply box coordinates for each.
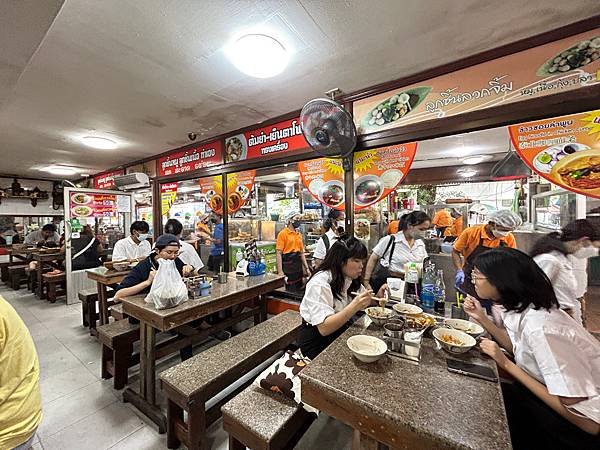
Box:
[432,209,453,228]
[452,224,516,260]
[444,216,464,238]
[276,228,304,254]
[387,220,400,235]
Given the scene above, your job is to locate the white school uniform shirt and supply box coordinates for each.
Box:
[312,229,338,260]
[533,251,581,325]
[502,306,600,424]
[111,236,151,261]
[372,233,428,274]
[300,270,365,326]
[178,241,204,269]
[568,247,599,298]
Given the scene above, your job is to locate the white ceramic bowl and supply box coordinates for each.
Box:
[432,328,476,354]
[392,303,423,316]
[444,318,484,337]
[347,335,388,363]
[365,307,395,326]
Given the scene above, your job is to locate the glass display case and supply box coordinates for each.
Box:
[532,189,577,231]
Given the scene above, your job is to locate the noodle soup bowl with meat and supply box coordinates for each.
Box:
[551,149,600,197]
[432,328,476,354]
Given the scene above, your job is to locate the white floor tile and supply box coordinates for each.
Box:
[107,425,167,450]
[40,364,98,405]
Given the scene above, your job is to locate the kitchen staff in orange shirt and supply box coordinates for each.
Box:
[444,208,464,241]
[276,212,310,291]
[453,210,522,307]
[432,208,453,237]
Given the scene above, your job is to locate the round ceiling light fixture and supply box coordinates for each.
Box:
[457,168,478,178]
[462,154,493,165]
[226,34,289,78]
[81,136,118,149]
[40,165,78,176]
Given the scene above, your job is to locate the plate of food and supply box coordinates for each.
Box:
[405,313,436,329]
[532,143,589,174]
[225,134,247,163]
[444,318,484,337]
[537,36,600,76]
[550,149,600,196]
[71,193,91,205]
[392,303,423,316]
[360,87,432,130]
[355,175,383,207]
[365,306,395,326]
[432,328,476,354]
[319,180,344,208]
[71,205,93,217]
[354,218,370,240]
[209,194,223,214]
[228,192,243,212]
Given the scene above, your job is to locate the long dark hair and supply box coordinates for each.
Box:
[323,209,344,231]
[164,219,183,236]
[530,219,599,257]
[474,248,558,313]
[313,234,367,300]
[398,211,431,231]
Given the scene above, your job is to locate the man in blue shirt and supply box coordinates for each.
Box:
[207,214,224,272]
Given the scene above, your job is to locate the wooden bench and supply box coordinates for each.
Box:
[42,272,66,302]
[110,303,126,320]
[0,261,11,282]
[223,384,315,450]
[8,265,28,290]
[160,310,302,450]
[98,319,141,390]
[79,287,114,334]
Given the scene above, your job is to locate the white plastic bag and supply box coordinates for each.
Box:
[144,259,188,309]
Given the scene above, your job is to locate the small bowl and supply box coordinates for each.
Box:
[392,303,423,316]
[432,328,476,354]
[347,335,387,363]
[444,318,484,337]
[365,307,395,326]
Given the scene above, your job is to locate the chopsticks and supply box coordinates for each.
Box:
[456,292,465,308]
[350,291,387,303]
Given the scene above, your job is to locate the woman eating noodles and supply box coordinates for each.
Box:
[530,219,599,325]
[363,211,431,293]
[463,248,600,449]
[299,235,382,359]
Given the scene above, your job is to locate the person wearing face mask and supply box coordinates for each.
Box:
[530,219,599,326]
[452,210,521,307]
[276,212,310,292]
[312,209,345,268]
[364,211,431,294]
[164,219,204,271]
[443,208,464,241]
[111,221,151,262]
[432,207,453,237]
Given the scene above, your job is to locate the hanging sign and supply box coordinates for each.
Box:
[93,170,124,190]
[69,192,117,218]
[160,183,178,215]
[298,143,418,210]
[354,29,600,135]
[224,118,308,163]
[509,110,600,198]
[158,141,222,177]
[199,171,256,215]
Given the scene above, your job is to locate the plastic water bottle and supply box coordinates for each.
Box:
[420,266,435,311]
[434,269,446,314]
[405,262,420,303]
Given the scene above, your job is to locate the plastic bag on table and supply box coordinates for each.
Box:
[144,258,188,310]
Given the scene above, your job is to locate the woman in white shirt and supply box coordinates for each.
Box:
[364,211,430,293]
[463,248,600,449]
[299,235,381,359]
[312,209,344,268]
[530,219,599,325]
[164,219,204,271]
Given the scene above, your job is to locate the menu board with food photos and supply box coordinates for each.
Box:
[70,192,117,218]
[199,171,256,215]
[298,143,417,210]
[509,109,600,199]
[160,183,178,216]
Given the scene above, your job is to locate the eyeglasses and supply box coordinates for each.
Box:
[471,273,487,284]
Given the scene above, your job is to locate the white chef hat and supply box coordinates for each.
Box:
[285,211,300,223]
[488,210,522,230]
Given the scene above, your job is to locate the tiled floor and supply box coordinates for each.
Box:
[1,285,353,450]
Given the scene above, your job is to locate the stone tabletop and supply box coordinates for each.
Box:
[299,321,512,450]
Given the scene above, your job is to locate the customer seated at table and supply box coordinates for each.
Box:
[299,235,384,359]
[164,219,204,271]
[62,225,104,271]
[463,248,600,449]
[111,220,151,262]
[530,219,599,326]
[0,295,42,450]
[363,211,431,293]
[24,223,60,247]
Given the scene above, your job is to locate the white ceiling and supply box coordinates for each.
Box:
[0,0,595,179]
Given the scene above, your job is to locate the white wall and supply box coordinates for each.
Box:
[0,178,63,216]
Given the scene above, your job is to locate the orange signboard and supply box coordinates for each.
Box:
[199,171,256,215]
[509,110,600,198]
[354,30,600,135]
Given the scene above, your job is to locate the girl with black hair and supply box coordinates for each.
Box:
[299,235,383,359]
[364,211,431,293]
[312,209,345,268]
[164,218,204,271]
[530,219,599,325]
[463,248,600,449]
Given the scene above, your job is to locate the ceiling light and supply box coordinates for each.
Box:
[40,165,77,176]
[81,136,118,149]
[79,173,90,177]
[226,34,289,78]
[457,168,478,178]
[462,155,492,165]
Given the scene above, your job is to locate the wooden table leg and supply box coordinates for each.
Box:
[98,282,109,326]
[352,430,381,450]
[36,261,45,299]
[259,294,267,323]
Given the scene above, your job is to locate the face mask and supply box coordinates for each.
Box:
[137,233,149,241]
[573,246,598,259]
[493,229,509,238]
[292,221,301,229]
[412,230,426,240]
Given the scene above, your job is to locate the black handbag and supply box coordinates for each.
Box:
[369,236,396,293]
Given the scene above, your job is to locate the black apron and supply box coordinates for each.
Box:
[459,234,506,311]
[282,252,303,291]
[298,320,349,359]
